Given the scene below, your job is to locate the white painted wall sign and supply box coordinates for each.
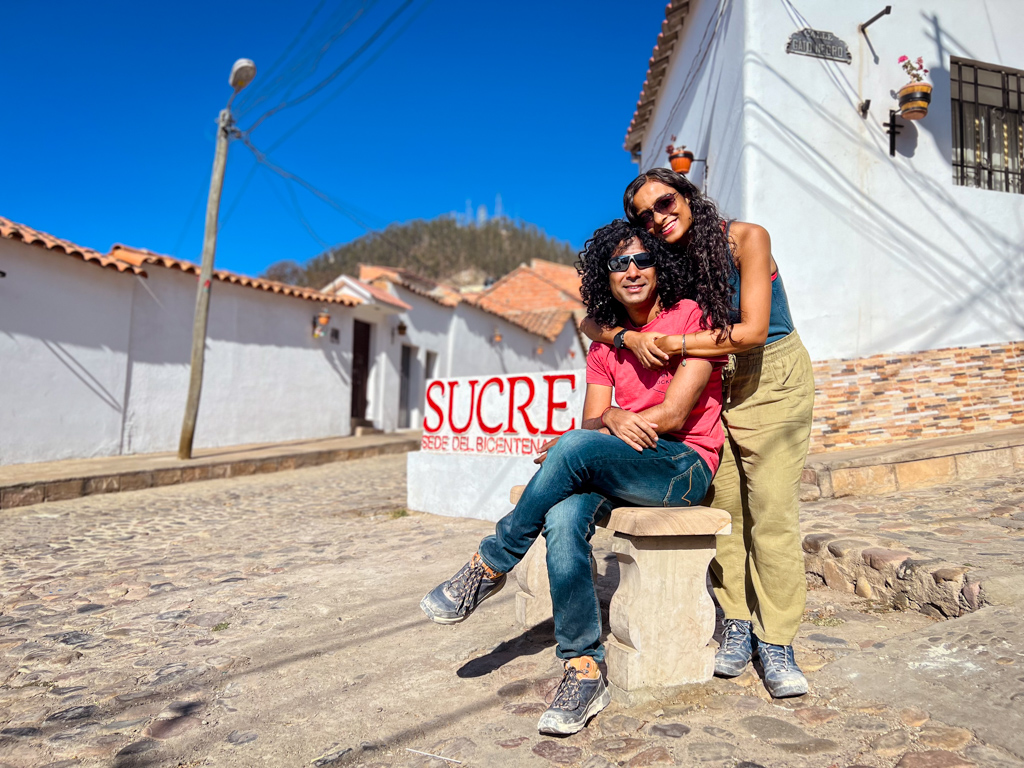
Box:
[408,369,586,521]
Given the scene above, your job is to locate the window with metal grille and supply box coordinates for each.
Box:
[951,58,1024,193]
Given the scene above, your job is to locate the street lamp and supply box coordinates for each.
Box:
[178,58,256,460]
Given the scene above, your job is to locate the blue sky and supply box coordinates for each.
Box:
[2,1,666,277]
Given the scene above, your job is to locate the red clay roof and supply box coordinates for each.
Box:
[466,265,584,342]
[109,245,360,306]
[0,216,146,275]
[357,265,461,308]
[529,258,582,302]
[322,274,412,310]
[624,1,692,153]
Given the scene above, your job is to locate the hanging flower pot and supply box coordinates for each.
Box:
[898,82,932,120]
[665,135,694,175]
[896,56,931,120]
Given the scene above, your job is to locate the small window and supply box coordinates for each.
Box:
[951,57,1024,193]
[330,328,340,344]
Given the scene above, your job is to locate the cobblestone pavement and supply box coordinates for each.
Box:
[1,456,1023,768]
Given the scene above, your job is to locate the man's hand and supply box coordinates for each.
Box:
[654,335,682,356]
[624,331,670,370]
[603,408,658,452]
[533,437,559,465]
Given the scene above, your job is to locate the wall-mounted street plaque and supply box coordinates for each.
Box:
[786,28,851,64]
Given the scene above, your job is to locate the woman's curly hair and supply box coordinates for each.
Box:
[575,219,692,328]
[622,168,735,338]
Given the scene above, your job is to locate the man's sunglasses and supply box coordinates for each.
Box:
[635,192,678,228]
[607,252,656,272]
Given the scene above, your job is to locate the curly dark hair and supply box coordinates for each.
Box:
[575,219,692,328]
[623,168,735,337]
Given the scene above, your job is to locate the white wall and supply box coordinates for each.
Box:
[638,0,748,214]
[0,240,134,464]
[124,268,354,453]
[0,239,358,465]
[640,0,1024,361]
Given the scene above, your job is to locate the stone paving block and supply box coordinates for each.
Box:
[119,471,154,491]
[832,464,896,497]
[895,456,957,490]
[827,539,871,558]
[1,485,45,509]
[84,475,120,495]
[802,533,835,554]
[956,448,1014,480]
[862,547,914,571]
[43,479,84,502]
[823,560,853,592]
[895,750,977,767]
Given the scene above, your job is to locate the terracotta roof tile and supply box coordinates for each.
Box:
[624,1,692,153]
[357,264,461,307]
[529,258,582,301]
[0,216,146,275]
[322,274,412,310]
[109,245,360,306]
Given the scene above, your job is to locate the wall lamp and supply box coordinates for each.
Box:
[492,329,503,344]
[313,308,330,338]
[0,270,6,278]
[397,321,407,336]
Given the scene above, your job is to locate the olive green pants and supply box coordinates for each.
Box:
[706,331,814,646]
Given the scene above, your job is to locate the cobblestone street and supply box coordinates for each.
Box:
[2,454,1023,767]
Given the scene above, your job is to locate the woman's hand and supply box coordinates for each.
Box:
[654,335,682,355]
[602,408,658,452]
[624,331,670,370]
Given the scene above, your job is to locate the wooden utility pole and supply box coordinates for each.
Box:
[178,108,234,459]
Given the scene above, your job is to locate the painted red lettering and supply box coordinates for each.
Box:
[476,377,505,434]
[448,380,479,434]
[543,373,577,435]
[505,376,539,435]
[424,381,445,433]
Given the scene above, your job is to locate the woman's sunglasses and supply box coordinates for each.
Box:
[635,192,678,228]
[607,252,655,273]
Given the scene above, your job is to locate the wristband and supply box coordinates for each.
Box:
[600,406,614,427]
[681,333,687,366]
[613,329,627,349]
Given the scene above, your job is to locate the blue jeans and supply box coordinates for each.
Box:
[477,428,712,663]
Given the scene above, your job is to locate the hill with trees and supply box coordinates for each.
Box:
[260,216,578,289]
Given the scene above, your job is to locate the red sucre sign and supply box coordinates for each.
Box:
[421,370,584,456]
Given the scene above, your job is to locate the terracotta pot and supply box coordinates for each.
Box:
[898,82,932,120]
[669,150,694,174]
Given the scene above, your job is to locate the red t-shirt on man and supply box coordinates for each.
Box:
[585,300,726,474]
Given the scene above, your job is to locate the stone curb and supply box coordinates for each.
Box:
[803,428,1024,500]
[0,438,421,511]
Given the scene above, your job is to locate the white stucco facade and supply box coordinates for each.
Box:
[0,238,357,465]
[633,0,1024,362]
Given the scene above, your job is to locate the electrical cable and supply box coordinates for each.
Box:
[259,164,332,249]
[243,0,417,135]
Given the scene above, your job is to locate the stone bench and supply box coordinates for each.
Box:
[508,485,731,703]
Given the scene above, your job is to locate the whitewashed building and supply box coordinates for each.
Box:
[626,0,1024,451]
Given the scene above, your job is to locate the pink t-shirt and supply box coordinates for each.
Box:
[586,300,726,473]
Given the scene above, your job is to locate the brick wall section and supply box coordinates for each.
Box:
[810,340,1024,452]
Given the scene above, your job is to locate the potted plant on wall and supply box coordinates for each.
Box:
[897,56,931,120]
[666,136,694,174]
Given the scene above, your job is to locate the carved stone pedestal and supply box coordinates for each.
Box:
[508,485,730,702]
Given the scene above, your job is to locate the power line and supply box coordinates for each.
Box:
[239,134,409,258]
[243,0,417,135]
[262,0,434,154]
[259,164,332,249]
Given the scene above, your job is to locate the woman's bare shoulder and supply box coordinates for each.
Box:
[728,220,770,244]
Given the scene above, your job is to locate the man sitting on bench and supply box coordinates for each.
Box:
[420,219,726,735]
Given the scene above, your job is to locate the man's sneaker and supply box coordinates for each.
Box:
[537,657,611,735]
[420,553,506,625]
[715,618,753,677]
[755,639,808,698]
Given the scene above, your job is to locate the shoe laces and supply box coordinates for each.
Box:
[449,557,487,613]
[720,620,750,654]
[550,665,583,710]
[759,643,791,670]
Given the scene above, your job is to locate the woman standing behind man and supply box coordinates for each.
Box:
[581,168,814,698]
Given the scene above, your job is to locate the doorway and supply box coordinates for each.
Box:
[351,320,372,427]
[398,344,414,429]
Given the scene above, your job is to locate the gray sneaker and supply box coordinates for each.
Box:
[715,618,753,677]
[420,553,506,625]
[755,639,808,698]
[537,658,611,735]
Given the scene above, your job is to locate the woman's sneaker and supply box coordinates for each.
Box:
[754,639,808,698]
[420,553,506,624]
[714,619,753,677]
[537,657,610,735]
